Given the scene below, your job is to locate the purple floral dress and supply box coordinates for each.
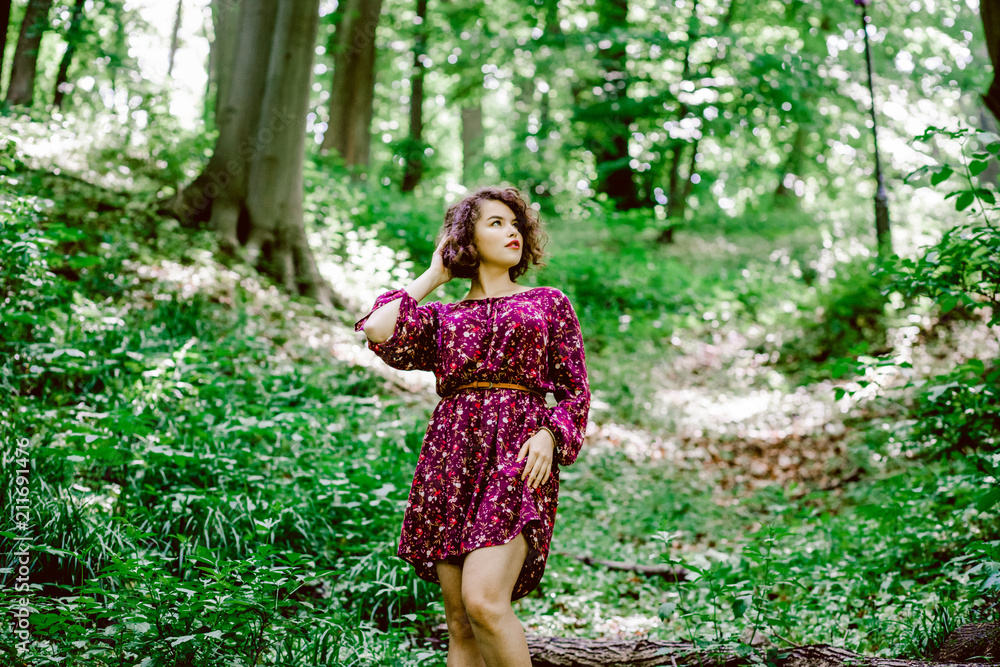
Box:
[354,286,590,600]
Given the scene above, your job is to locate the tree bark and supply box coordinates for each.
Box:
[525,637,991,667]
[592,0,639,210]
[208,0,241,131]
[982,0,1000,122]
[461,102,483,186]
[0,0,12,89]
[934,622,1000,663]
[244,0,320,284]
[4,0,54,107]
[178,0,276,234]
[167,0,183,78]
[169,0,339,307]
[52,0,86,109]
[401,0,428,192]
[321,0,383,174]
[656,138,698,244]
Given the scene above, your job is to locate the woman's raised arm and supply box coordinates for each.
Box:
[362,239,451,343]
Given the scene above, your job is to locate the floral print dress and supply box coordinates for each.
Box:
[354,286,590,600]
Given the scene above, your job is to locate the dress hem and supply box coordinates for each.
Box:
[399,514,542,567]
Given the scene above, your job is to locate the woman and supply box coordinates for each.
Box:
[354,185,590,666]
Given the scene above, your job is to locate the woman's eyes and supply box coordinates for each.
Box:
[491,220,521,229]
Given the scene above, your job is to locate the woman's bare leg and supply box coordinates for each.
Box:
[460,534,531,667]
[435,560,487,667]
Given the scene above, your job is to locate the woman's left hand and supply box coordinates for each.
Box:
[517,429,555,489]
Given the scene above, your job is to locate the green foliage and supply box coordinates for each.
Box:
[778,260,893,371]
[650,457,996,658]
[0,137,442,665]
[801,124,1000,656]
[835,126,1000,459]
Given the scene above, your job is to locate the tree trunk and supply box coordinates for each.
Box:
[169,0,339,308]
[592,0,638,210]
[4,0,54,107]
[533,0,562,202]
[982,0,1000,122]
[0,0,12,89]
[524,636,992,667]
[977,105,1000,187]
[655,0,699,244]
[244,0,319,280]
[774,125,809,201]
[657,137,699,244]
[52,0,86,109]
[934,622,1000,663]
[401,0,428,192]
[461,102,483,186]
[167,0,183,78]
[177,0,276,231]
[208,0,241,131]
[321,0,382,174]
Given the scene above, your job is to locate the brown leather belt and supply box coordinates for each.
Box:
[453,381,545,401]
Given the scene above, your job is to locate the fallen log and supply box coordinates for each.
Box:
[524,637,992,667]
[558,553,688,581]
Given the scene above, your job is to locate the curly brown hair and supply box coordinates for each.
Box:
[437,186,548,281]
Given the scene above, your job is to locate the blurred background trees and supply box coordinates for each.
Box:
[0,0,990,258]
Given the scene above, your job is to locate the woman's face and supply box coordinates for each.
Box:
[472,199,522,270]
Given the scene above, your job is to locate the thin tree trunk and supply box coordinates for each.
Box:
[167,0,183,78]
[657,0,737,244]
[401,0,428,192]
[461,102,483,186]
[0,0,13,89]
[321,0,382,173]
[534,0,562,201]
[659,138,700,242]
[52,0,86,109]
[982,0,1000,122]
[4,0,54,107]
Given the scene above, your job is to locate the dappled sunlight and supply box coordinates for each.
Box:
[0,111,163,192]
[120,243,441,399]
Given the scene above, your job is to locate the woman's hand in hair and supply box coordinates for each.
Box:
[429,237,453,286]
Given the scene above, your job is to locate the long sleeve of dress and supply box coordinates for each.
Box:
[354,289,441,372]
[543,293,591,466]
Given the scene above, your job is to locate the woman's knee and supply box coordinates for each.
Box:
[461,587,509,629]
[445,609,476,642]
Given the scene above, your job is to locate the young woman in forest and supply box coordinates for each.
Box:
[354,185,590,666]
